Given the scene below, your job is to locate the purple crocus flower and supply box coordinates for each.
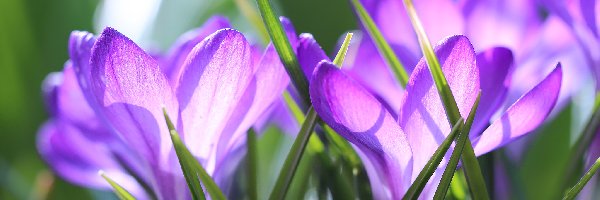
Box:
[344,0,588,114]
[309,35,562,198]
[37,16,290,199]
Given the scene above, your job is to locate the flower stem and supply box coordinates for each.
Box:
[562,157,600,200]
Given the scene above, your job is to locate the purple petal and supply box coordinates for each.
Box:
[310,61,413,198]
[398,35,479,180]
[474,65,562,155]
[37,119,145,198]
[279,16,299,49]
[68,31,98,109]
[297,33,329,80]
[163,16,231,84]
[90,27,179,169]
[471,47,513,135]
[344,35,414,113]
[176,29,253,172]
[580,0,598,38]
[462,0,542,51]
[41,71,63,116]
[56,63,109,140]
[215,43,290,167]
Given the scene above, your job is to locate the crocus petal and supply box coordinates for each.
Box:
[215,43,290,169]
[91,27,178,164]
[176,29,253,172]
[280,16,299,49]
[474,65,562,155]
[344,34,415,113]
[462,0,541,52]
[580,0,598,38]
[471,47,513,135]
[90,28,181,200]
[41,72,62,116]
[297,33,329,79]
[55,63,111,140]
[163,16,231,84]
[310,61,413,198]
[68,31,98,108]
[37,119,145,198]
[398,35,479,180]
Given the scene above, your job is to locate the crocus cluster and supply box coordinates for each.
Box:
[35,0,600,199]
[38,16,292,199]
[308,35,562,198]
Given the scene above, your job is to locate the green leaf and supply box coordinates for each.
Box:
[563,157,600,200]
[268,107,319,200]
[434,92,481,199]
[403,118,465,200]
[256,0,310,106]
[400,0,489,198]
[349,0,409,86]
[332,32,353,67]
[99,170,136,200]
[247,128,258,200]
[163,108,225,200]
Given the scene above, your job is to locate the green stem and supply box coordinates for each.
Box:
[268,107,319,200]
[562,157,600,200]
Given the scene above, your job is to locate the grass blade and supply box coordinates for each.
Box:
[333,32,353,67]
[563,157,600,200]
[268,107,319,200]
[434,92,481,199]
[256,0,310,106]
[163,108,225,200]
[403,118,464,199]
[401,0,489,198]
[349,0,409,86]
[247,128,258,200]
[99,170,136,200]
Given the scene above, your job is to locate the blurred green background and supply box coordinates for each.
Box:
[0,0,589,199]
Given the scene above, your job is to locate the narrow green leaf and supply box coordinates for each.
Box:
[256,0,310,106]
[401,0,489,198]
[99,170,136,200]
[247,128,258,200]
[403,118,465,200]
[163,108,226,200]
[333,32,353,67]
[268,107,319,200]
[563,157,600,200]
[434,92,481,199]
[349,0,409,86]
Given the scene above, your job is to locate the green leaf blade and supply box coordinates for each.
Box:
[403,118,464,200]
[268,107,319,200]
[99,170,136,200]
[163,108,225,200]
[256,0,310,106]
[349,0,409,87]
[434,92,481,199]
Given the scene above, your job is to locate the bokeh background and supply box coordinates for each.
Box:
[0,0,588,199]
